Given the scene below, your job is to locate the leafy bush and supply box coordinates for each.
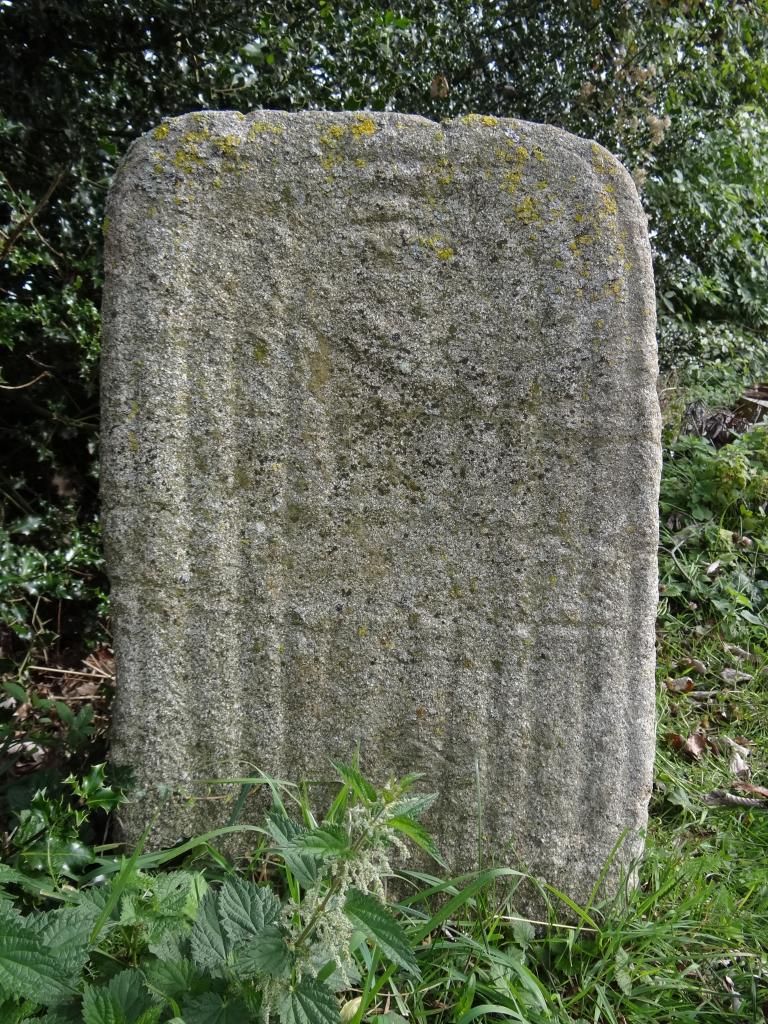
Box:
[659,426,768,644]
[0,509,106,651]
[0,764,444,1024]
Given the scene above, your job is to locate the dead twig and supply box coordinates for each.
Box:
[27,665,114,680]
[0,168,67,263]
[701,790,768,810]
[0,371,51,391]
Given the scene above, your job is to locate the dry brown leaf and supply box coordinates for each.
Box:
[668,731,708,759]
[719,668,752,684]
[719,736,751,758]
[14,702,32,721]
[723,643,752,661]
[682,657,708,674]
[666,676,694,693]
[733,780,768,799]
[702,789,768,809]
[729,751,750,778]
[429,74,449,99]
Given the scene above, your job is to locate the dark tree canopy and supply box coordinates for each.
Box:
[1,0,767,643]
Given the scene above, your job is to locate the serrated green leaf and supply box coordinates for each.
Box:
[290,825,349,858]
[190,890,230,972]
[266,813,320,889]
[32,904,98,978]
[147,928,187,962]
[143,958,204,1002]
[386,793,437,821]
[106,969,154,1022]
[235,924,293,979]
[182,992,249,1024]
[343,889,419,977]
[81,987,122,1024]
[511,918,536,948]
[387,816,445,867]
[277,977,339,1024]
[218,877,281,945]
[615,947,632,996]
[0,865,47,896]
[330,762,377,803]
[134,1007,163,1024]
[0,920,77,1005]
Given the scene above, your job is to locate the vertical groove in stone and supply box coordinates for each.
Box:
[103,110,660,910]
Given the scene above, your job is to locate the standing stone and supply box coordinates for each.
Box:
[102,111,660,909]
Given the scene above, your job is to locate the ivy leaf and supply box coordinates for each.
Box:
[189,890,230,972]
[235,924,293,979]
[277,977,339,1024]
[218,877,281,945]
[343,889,419,977]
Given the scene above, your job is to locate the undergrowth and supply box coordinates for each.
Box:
[1,348,768,1021]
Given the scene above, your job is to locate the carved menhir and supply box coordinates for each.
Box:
[101,111,660,910]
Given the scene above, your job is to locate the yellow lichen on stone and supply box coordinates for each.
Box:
[101,216,110,237]
[419,235,455,260]
[597,190,619,219]
[248,122,284,139]
[591,142,618,176]
[497,141,533,196]
[461,113,498,126]
[351,115,377,136]
[213,134,242,159]
[515,196,541,224]
[433,157,454,186]
[604,279,624,299]
[153,123,170,140]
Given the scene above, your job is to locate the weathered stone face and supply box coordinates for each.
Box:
[102,110,660,909]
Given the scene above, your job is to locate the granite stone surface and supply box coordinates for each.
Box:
[102,110,661,909]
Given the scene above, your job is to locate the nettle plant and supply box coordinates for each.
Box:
[0,763,439,1024]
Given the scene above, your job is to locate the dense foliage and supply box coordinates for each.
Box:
[2,3,768,656]
[2,7,768,1020]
